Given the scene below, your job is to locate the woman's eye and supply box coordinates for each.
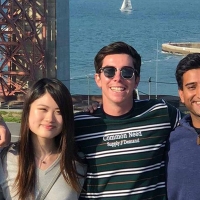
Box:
[56,110,61,115]
[38,108,46,111]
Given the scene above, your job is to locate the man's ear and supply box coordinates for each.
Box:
[134,76,140,89]
[95,73,102,88]
[178,89,185,104]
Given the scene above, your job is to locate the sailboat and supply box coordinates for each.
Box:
[120,0,132,12]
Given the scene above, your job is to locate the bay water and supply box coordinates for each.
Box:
[69,0,200,97]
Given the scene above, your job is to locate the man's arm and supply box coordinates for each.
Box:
[0,115,11,148]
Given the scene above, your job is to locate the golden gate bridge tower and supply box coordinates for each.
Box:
[0,0,69,102]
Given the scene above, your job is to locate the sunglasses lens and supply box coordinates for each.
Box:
[121,67,134,79]
[100,67,135,79]
[103,67,116,78]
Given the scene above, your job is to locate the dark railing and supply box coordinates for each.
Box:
[0,75,188,113]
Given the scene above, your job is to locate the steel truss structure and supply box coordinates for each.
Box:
[0,0,46,97]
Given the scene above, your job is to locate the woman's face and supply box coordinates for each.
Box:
[29,92,63,139]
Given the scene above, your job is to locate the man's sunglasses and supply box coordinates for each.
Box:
[99,66,136,79]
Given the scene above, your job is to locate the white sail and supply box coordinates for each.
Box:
[120,0,132,11]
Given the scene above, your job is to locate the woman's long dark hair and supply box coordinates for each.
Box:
[14,78,82,199]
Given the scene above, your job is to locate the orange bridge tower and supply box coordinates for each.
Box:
[0,0,69,101]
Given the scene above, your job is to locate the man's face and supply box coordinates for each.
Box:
[179,68,200,127]
[95,54,139,108]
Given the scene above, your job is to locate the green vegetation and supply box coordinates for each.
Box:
[0,111,22,123]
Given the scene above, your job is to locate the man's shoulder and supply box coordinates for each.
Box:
[135,98,165,103]
[179,114,191,126]
[169,114,192,141]
[134,98,180,117]
[135,98,180,109]
[74,111,91,118]
[74,108,102,121]
[134,98,168,108]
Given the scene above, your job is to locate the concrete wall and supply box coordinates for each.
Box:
[162,42,200,55]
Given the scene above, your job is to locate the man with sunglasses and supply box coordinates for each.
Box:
[75,41,182,199]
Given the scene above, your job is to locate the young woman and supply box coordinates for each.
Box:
[0,78,86,200]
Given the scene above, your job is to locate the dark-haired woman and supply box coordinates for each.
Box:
[0,78,86,200]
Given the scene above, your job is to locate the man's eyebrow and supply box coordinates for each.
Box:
[185,82,196,86]
[103,65,114,67]
[103,65,133,68]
